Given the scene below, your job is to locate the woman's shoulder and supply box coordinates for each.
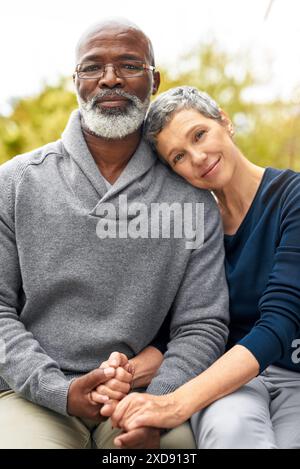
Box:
[263,167,300,200]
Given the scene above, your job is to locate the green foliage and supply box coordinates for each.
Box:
[0,79,77,164]
[0,43,299,170]
[159,41,256,117]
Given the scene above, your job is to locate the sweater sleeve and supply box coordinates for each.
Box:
[238,178,300,372]
[0,161,71,415]
[147,192,230,396]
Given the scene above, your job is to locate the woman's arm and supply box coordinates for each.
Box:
[174,344,259,417]
[111,344,259,430]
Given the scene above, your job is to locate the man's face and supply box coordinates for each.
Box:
[74,26,160,139]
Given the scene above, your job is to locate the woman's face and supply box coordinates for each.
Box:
[156,108,239,191]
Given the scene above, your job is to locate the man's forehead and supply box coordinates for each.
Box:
[77,26,151,61]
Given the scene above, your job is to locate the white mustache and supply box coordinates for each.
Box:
[90,90,138,108]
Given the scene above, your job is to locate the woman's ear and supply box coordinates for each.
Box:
[219,109,234,137]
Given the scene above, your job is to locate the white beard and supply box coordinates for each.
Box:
[77,89,151,139]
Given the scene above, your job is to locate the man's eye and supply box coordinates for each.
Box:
[120,63,143,71]
[82,64,101,72]
[173,154,185,165]
[195,130,205,141]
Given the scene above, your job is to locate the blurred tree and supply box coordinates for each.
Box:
[236,99,300,170]
[159,41,257,117]
[0,78,77,163]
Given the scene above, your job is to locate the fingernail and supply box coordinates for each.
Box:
[104,367,115,377]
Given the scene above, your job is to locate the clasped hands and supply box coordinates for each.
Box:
[67,351,162,448]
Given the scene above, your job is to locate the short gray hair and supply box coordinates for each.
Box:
[144,86,222,153]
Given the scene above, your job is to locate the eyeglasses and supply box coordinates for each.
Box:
[75,61,155,79]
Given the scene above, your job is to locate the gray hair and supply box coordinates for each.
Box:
[144,86,222,154]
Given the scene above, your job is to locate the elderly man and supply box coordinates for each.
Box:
[0,19,229,449]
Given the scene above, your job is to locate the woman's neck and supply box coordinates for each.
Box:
[214,155,265,235]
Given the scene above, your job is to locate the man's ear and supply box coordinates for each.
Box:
[152,71,161,96]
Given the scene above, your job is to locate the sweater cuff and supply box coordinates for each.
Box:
[146,380,178,396]
[37,373,73,416]
[238,327,283,373]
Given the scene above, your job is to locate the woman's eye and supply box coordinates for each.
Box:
[173,154,185,165]
[195,130,205,141]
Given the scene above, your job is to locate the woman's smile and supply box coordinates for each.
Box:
[199,155,222,178]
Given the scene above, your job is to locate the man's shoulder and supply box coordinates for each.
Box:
[0,140,63,183]
[154,159,216,205]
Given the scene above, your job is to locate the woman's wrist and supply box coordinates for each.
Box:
[171,388,196,421]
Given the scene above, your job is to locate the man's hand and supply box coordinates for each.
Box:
[128,346,163,389]
[114,427,161,449]
[67,367,115,421]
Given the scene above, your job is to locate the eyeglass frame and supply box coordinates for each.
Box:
[74,61,156,80]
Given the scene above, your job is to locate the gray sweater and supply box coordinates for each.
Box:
[0,110,229,416]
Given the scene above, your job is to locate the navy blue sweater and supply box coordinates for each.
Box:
[225,167,300,372]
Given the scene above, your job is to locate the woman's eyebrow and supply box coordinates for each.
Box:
[167,124,204,158]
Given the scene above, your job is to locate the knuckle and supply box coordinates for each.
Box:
[109,379,117,389]
[124,383,130,394]
[116,368,126,380]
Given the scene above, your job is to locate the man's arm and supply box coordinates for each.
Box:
[146,192,230,396]
[0,160,113,417]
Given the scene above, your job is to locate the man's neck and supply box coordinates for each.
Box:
[82,124,142,185]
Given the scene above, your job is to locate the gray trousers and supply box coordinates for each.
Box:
[191,365,300,449]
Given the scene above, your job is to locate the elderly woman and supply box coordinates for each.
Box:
[110,86,300,449]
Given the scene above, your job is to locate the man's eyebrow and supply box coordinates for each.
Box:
[78,54,100,63]
[79,53,144,63]
[117,54,144,61]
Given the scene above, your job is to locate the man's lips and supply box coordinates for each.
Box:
[201,157,221,177]
[96,96,129,107]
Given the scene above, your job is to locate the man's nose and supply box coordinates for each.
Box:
[98,65,123,88]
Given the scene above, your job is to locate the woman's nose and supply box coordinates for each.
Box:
[191,151,208,166]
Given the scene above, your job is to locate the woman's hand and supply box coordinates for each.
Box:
[111,392,189,431]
